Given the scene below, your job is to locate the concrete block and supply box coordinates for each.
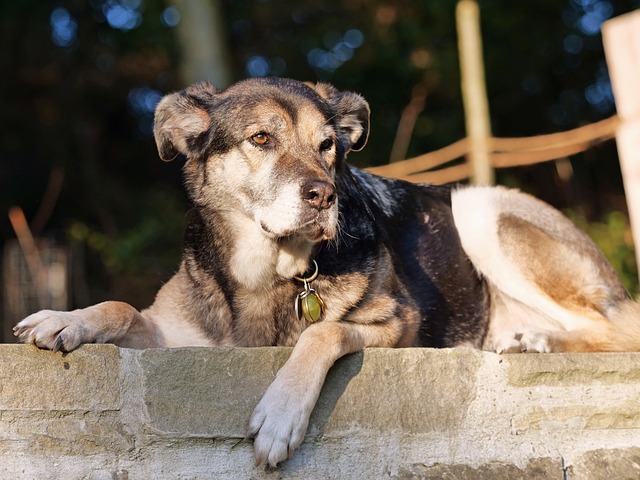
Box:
[0,345,132,463]
[511,401,640,433]
[141,347,290,437]
[398,458,565,479]
[504,352,640,387]
[569,448,640,479]
[0,344,121,410]
[310,348,482,436]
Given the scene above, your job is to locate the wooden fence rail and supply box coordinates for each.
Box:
[367,114,621,185]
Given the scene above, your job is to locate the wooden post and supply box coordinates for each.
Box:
[602,11,640,282]
[170,0,233,87]
[456,0,494,185]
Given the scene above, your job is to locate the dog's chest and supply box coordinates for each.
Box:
[230,283,307,347]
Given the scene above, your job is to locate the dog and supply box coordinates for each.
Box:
[14,77,640,467]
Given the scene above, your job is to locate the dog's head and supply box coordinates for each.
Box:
[153,78,369,244]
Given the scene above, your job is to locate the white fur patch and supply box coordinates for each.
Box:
[227,213,278,289]
[276,237,315,279]
[254,182,303,236]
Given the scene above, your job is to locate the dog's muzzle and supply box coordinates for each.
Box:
[256,179,338,242]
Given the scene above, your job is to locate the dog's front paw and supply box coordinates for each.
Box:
[13,310,89,352]
[247,378,312,467]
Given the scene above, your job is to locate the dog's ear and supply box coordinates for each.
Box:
[313,83,370,152]
[153,83,217,161]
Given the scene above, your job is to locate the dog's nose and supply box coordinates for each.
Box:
[302,180,337,210]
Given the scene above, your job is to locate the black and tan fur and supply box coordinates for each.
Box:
[15,77,640,467]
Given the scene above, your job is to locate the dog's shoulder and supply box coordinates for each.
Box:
[346,165,452,214]
[341,165,455,243]
[326,166,488,347]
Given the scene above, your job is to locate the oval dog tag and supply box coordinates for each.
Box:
[293,260,325,323]
[299,289,325,323]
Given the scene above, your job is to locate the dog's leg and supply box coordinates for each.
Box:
[492,324,616,353]
[452,186,633,353]
[13,301,161,351]
[247,320,394,467]
[496,298,640,353]
[485,288,620,353]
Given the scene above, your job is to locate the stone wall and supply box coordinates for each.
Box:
[2,344,640,479]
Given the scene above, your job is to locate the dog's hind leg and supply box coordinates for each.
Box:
[451,186,639,353]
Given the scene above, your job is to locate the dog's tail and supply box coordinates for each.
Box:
[605,299,640,351]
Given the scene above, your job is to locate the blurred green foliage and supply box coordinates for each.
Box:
[67,188,185,276]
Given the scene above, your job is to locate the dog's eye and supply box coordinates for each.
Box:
[319,138,334,152]
[251,132,270,146]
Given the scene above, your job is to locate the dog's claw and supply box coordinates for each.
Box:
[53,335,64,353]
[13,323,27,338]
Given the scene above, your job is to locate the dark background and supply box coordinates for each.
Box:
[2,0,638,316]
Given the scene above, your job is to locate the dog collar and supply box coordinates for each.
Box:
[293,260,325,323]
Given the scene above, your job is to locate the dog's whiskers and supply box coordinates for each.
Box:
[326,213,359,253]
